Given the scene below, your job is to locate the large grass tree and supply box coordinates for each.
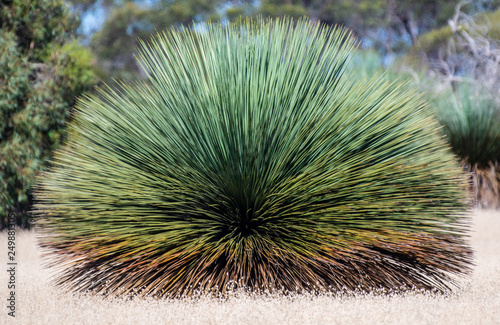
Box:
[36,19,472,298]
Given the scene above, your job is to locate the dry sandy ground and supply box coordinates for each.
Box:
[1,210,499,325]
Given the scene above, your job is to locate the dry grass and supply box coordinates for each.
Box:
[1,210,499,325]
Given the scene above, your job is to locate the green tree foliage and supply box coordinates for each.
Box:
[88,1,500,81]
[408,7,500,89]
[250,0,463,53]
[67,0,115,14]
[257,0,308,19]
[90,2,151,81]
[90,0,220,82]
[36,19,471,298]
[0,0,97,228]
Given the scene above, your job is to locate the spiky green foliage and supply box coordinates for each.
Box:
[35,19,472,298]
[433,83,500,208]
[434,84,500,168]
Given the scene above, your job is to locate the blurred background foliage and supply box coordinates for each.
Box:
[2,0,500,228]
[74,0,500,82]
[1,0,98,228]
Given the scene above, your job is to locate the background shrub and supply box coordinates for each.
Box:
[0,0,98,228]
[433,83,500,208]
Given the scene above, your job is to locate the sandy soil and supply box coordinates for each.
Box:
[1,210,499,325]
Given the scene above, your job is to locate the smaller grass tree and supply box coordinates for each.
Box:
[433,83,500,208]
[35,18,472,298]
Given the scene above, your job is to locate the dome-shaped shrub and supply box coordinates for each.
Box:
[35,19,472,298]
[433,83,500,208]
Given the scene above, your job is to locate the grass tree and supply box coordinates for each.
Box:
[35,18,472,298]
[433,83,500,208]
